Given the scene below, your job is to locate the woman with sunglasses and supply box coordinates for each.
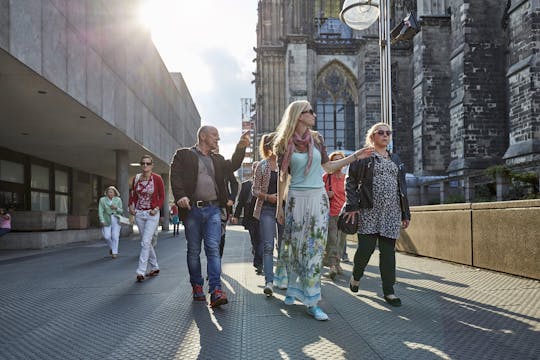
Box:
[344,123,411,306]
[129,155,165,282]
[273,100,374,320]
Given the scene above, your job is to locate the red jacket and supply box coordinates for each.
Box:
[129,173,165,211]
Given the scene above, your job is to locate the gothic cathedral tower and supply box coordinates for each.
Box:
[255,0,416,169]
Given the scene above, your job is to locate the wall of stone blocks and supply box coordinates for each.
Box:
[447,0,508,173]
[398,199,540,280]
[1,0,200,164]
[503,1,540,166]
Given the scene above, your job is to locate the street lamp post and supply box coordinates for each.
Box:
[340,0,393,140]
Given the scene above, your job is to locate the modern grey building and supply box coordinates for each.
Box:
[0,1,200,227]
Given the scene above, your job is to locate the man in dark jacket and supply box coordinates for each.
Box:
[170,126,249,308]
[231,161,262,274]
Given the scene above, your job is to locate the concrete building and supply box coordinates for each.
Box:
[255,0,540,203]
[0,1,200,234]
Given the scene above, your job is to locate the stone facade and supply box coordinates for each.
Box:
[256,0,540,180]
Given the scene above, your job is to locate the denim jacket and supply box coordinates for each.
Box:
[344,153,411,220]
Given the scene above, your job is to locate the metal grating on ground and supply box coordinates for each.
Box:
[0,225,538,359]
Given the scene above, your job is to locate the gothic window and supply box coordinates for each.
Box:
[315,62,358,152]
[314,0,342,19]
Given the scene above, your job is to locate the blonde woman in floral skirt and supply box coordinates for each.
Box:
[273,100,373,320]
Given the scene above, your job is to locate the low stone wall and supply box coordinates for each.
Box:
[397,199,540,279]
[0,229,102,250]
[0,225,133,250]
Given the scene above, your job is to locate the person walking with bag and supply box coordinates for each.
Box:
[344,123,411,306]
[252,133,283,296]
[98,186,124,258]
[129,155,165,282]
[231,161,262,274]
[274,100,374,320]
[323,151,348,280]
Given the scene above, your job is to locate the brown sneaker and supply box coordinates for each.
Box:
[328,266,337,280]
[147,269,160,276]
[192,284,206,301]
[210,289,228,308]
[136,274,145,282]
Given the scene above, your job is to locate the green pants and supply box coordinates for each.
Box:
[352,234,396,296]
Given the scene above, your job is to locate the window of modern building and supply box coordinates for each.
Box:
[54,169,70,214]
[31,164,50,190]
[0,160,24,184]
[31,191,50,211]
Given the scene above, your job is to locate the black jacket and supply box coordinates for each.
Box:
[170,145,245,220]
[233,180,257,227]
[345,153,411,221]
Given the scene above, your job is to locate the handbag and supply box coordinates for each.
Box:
[116,214,131,225]
[337,209,359,235]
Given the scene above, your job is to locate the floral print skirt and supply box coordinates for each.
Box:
[274,187,329,306]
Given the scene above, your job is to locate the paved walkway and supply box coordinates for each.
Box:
[0,226,538,359]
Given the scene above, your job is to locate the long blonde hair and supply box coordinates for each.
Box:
[364,122,393,147]
[273,100,320,156]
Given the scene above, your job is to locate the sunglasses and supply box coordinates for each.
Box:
[376,130,392,136]
[301,109,314,115]
[140,162,153,166]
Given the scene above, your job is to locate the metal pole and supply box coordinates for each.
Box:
[379,0,393,150]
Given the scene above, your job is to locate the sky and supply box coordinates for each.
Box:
[139,0,258,158]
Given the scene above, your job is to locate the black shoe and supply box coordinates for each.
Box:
[349,276,359,293]
[384,294,402,307]
[256,266,263,275]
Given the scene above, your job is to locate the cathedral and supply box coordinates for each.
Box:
[254,0,539,190]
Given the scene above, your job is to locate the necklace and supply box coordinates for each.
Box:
[376,151,389,159]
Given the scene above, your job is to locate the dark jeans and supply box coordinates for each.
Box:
[245,219,261,267]
[220,218,226,257]
[184,205,222,292]
[352,233,397,296]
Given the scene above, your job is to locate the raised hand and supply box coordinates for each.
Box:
[354,146,375,160]
[238,130,251,148]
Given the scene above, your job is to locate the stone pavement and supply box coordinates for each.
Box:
[0,226,538,360]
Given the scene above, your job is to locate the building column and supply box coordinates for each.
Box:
[161,172,170,231]
[115,150,129,214]
[439,181,446,204]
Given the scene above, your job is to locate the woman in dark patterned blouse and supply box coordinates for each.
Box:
[343,122,411,306]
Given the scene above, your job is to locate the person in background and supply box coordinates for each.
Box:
[129,155,165,282]
[170,202,180,236]
[323,151,347,280]
[220,169,239,257]
[231,161,262,274]
[252,133,282,296]
[0,207,11,236]
[344,122,411,307]
[273,100,374,320]
[98,186,123,258]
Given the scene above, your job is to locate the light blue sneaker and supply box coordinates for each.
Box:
[307,306,329,321]
[284,295,295,305]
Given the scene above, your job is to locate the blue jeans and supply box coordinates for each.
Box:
[184,205,222,292]
[260,206,279,284]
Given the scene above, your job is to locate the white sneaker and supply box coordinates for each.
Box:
[263,282,273,296]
